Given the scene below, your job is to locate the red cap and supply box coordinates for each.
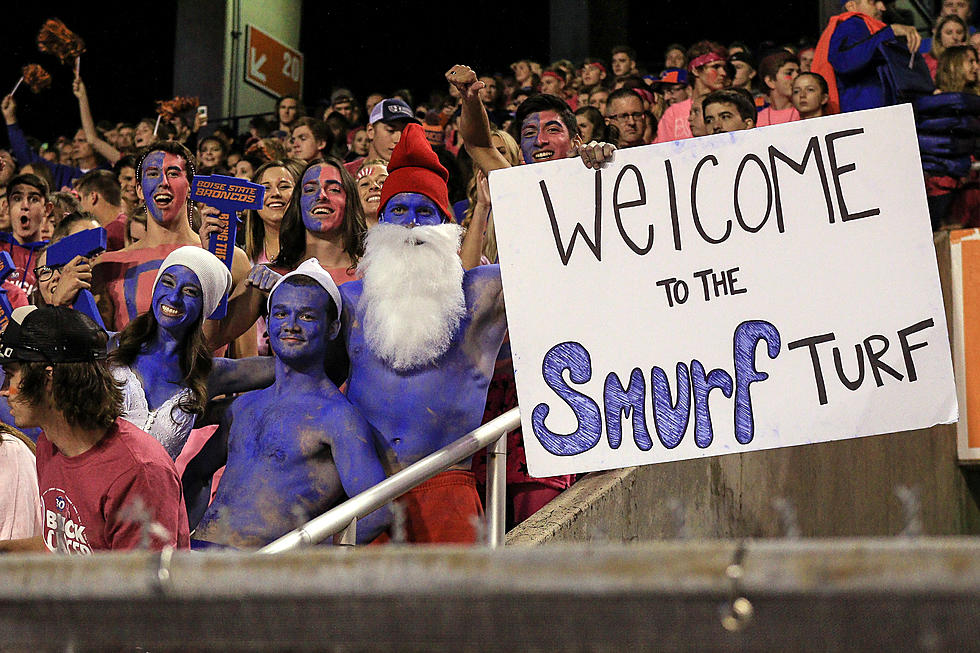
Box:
[378,122,452,221]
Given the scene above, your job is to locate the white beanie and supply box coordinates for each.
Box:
[152,246,233,320]
[267,258,343,339]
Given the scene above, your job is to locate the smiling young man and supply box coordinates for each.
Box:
[92,141,251,332]
[0,305,189,554]
[1,173,51,293]
[184,261,391,548]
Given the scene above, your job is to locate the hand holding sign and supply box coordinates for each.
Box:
[190,174,264,318]
[45,227,106,329]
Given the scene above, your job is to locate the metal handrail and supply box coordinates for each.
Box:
[258,408,520,553]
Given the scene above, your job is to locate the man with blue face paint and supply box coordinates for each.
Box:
[184,259,391,548]
[333,122,508,543]
[92,141,253,336]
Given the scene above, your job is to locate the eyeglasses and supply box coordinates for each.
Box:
[33,265,60,283]
[607,111,645,123]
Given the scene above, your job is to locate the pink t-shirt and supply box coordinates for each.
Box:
[655,98,693,143]
[755,105,800,127]
[0,432,42,540]
[35,418,190,553]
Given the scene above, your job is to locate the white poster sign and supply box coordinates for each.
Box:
[490,104,957,478]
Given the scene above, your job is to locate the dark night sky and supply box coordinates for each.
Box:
[1,1,820,144]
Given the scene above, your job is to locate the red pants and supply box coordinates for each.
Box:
[397,470,484,544]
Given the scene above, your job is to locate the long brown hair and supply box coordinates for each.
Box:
[109,310,212,417]
[462,129,521,263]
[272,158,367,272]
[936,45,980,94]
[244,158,306,262]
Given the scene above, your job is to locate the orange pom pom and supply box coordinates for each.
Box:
[36,18,86,66]
[155,96,200,121]
[21,64,52,94]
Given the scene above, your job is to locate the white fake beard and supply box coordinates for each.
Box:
[359,222,466,371]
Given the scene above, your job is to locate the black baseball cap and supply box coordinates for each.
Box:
[0,306,108,364]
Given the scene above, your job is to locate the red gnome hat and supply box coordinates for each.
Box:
[378,122,453,221]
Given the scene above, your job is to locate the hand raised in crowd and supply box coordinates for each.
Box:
[890,24,922,55]
[1,95,16,125]
[71,73,86,100]
[575,141,617,170]
[50,255,92,307]
[445,65,483,102]
[475,169,491,207]
[244,263,281,292]
[193,109,208,133]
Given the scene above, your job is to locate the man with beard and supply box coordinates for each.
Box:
[2,173,50,294]
[92,141,251,332]
[331,123,507,543]
[184,261,391,548]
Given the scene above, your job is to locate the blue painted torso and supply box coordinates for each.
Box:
[342,265,507,469]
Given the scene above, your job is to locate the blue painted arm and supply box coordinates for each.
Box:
[330,415,393,544]
[207,356,275,398]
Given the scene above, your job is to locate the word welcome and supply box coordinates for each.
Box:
[540,129,877,266]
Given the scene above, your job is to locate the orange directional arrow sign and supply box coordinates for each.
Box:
[244,25,303,98]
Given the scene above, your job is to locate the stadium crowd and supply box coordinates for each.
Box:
[0,0,976,552]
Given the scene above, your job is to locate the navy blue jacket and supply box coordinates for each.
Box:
[828,16,898,112]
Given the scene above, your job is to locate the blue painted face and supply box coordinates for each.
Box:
[379,192,442,227]
[152,264,204,337]
[300,164,346,234]
[268,282,333,365]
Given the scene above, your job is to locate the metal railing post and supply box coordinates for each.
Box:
[486,432,507,548]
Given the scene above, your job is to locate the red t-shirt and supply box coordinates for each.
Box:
[93,243,184,331]
[0,237,45,294]
[104,213,129,252]
[36,418,190,553]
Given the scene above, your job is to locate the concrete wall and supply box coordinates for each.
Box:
[509,232,980,545]
[224,0,302,120]
[174,0,301,125]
